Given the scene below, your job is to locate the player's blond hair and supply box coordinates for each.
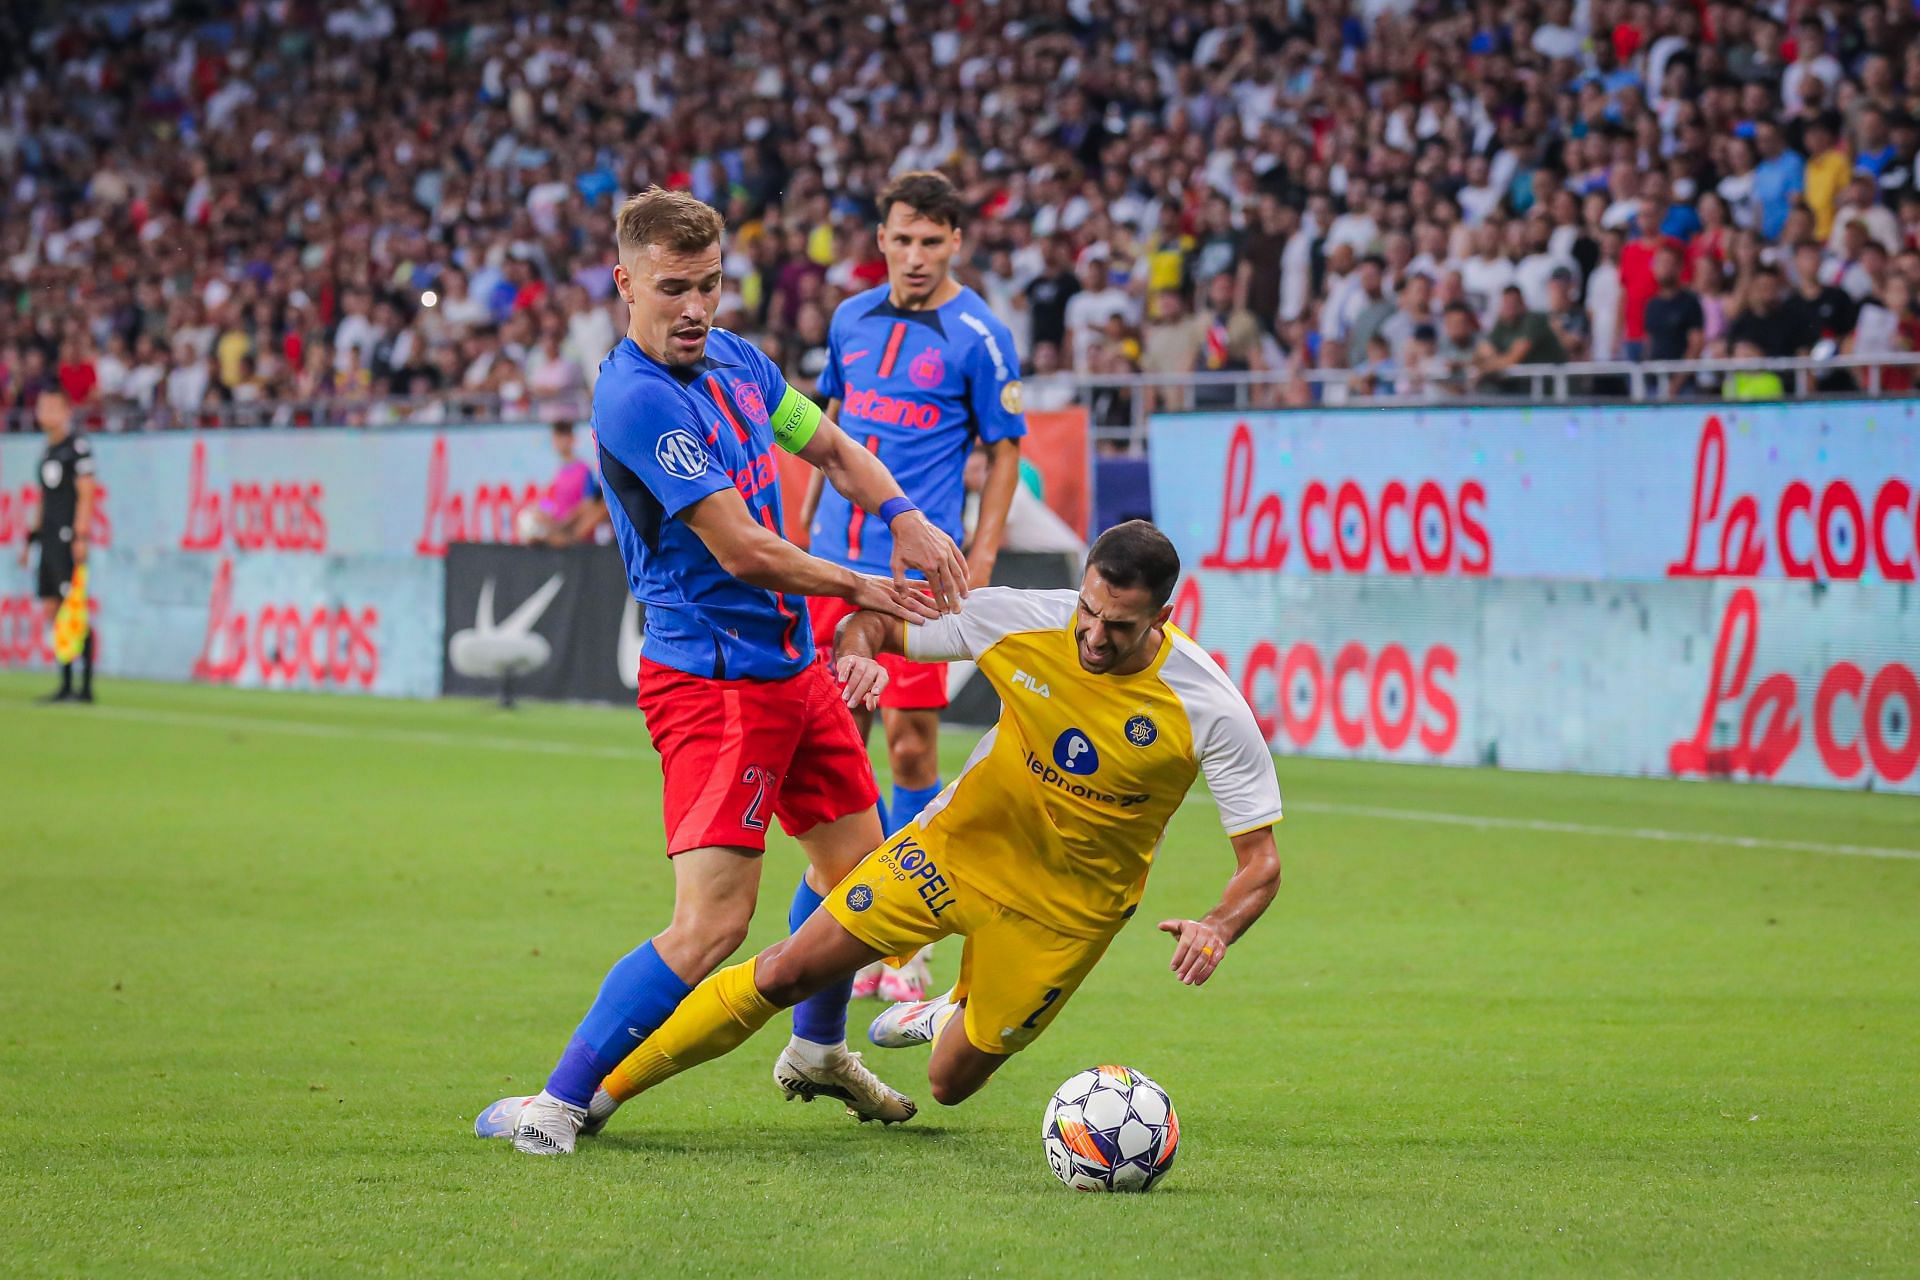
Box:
[615,189,725,257]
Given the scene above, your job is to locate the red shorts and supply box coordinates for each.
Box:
[638,658,880,855]
[807,595,950,710]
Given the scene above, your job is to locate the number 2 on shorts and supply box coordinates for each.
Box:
[740,766,770,832]
[1022,986,1063,1029]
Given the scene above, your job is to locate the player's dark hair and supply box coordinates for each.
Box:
[876,170,969,231]
[1087,520,1181,610]
[616,188,724,256]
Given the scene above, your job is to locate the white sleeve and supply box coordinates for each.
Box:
[1164,638,1284,835]
[1199,699,1285,836]
[901,587,1077,663]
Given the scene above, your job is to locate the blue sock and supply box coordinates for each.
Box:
[888,780,942,836]
[789,876,854,1045]
[545,939,693,1108]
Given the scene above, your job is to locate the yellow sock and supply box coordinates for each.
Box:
[602,955,779,1103]
[931,999,960,1042]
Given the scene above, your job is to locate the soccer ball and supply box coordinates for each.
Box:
[1042,1065,1179,1192]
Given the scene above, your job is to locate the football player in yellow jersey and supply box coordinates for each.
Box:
[574,521,1281,1124]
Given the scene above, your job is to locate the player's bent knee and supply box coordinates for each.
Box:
[927,1073,981,1107]
[661,912,754,976]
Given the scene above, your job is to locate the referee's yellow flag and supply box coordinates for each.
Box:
[53,564,89,664]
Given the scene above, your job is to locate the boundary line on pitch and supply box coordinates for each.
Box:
[1283,800,1920,863]
[14,699,1920,864]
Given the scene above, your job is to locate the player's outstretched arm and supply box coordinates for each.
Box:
[793,398,841,548]
[794,416,968,611]
[968,437,1022,589]
[1158,826,1281,987]
[680,487,939,624]
[829,608,909,710]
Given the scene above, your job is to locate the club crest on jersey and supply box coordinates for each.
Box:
[42,460,63,488]
[1125,715,1158,747]
[655,429,710,479]
[1000,380,1024,415]
[907,347,945,390]
[1053,728,1100,775]
[845,884,874,912]
[734,381,769,425]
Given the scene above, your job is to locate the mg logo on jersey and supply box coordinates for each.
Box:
[655,429,710,479]
[843,387,941,431]
[1053,728,1100,775]
[1011,669,1052,698]
[907,346,945,390]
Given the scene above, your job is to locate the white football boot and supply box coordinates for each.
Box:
[474,1095,531,1139]
[772,1037,917,1124]
[867,992,954,1048]
[478,1090,618,1140]
[511,1091,587,1156]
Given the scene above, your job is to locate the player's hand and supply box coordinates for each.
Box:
[888,511,968,614]
[847,573,940,624]
[835,653,890,710]
[1158,918,1228,987]
[72,536,88,565]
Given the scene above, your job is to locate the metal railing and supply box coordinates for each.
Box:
[1064,352,1920,453]
[6,354,1919,445]
[0,391,588,437]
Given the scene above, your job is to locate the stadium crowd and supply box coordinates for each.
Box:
[4,0,1920,433]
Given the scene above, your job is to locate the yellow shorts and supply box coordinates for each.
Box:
[824,822,1121,1055]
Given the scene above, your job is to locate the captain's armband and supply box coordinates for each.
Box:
[770,386,823,453]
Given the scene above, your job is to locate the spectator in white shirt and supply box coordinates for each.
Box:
[1459,223,1517,324]
[1062,258,1134,373]
[1514,215,1577,312]
[166,345,212,413]
[1781,17,1841,114]
[1586,228,1625,362]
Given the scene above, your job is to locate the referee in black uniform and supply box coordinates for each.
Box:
[17,389,97,703]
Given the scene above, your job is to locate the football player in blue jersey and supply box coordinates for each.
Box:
[799,171,1028,1002]
[485,188,969,1156]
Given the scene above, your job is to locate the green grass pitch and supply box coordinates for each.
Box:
[2,674,1916,1278]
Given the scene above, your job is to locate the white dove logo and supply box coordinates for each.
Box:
[448,575,564,679]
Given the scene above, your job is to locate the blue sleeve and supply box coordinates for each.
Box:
[592,380,730,518]
[736,336,795,420]
[967,315,1028,444]
[583,465,603,502]
[815,315,846,405]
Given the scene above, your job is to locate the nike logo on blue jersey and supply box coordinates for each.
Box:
[842,350,870,365]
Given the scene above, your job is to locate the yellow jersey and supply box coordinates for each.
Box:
[903,588,1283,938]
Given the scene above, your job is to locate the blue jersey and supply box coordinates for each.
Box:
[592,329,812,681]
[812,284,1026,576]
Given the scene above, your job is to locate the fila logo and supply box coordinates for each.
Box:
[1011,669,1051,698]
